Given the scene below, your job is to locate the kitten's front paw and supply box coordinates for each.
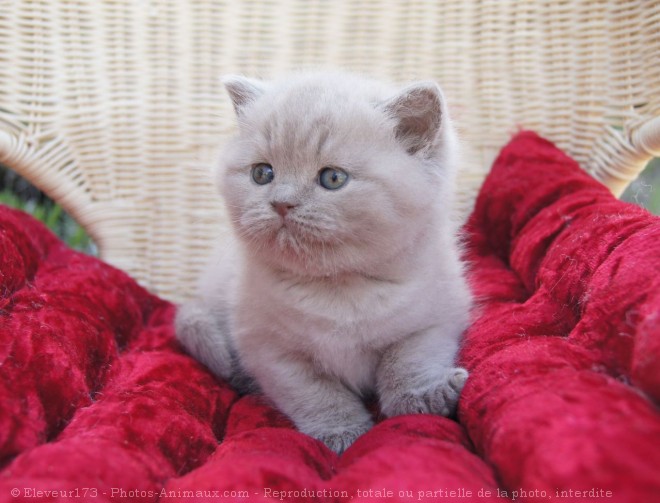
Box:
[428,367,468,416]
[380,367,468,418]
[314,419,373,454]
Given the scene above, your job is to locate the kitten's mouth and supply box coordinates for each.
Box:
[252,218,345,276]
[275,223,305,247]
[250,214,338,262]
[275,220,293,237]
[272,220,328,255]
[276,215,304,234]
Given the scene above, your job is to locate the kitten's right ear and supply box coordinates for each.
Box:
[222,75,266,116]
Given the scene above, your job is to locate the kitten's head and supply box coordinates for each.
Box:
[218,71,458,277]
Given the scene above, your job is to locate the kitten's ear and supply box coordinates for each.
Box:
[222,75,266,116]
[381,82,445,156]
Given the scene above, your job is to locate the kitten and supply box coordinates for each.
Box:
[176,71,472,453]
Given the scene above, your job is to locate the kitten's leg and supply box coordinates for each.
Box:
[175,302,257,394]
[376,327,468,418]
[244,348,373,454]
[175,301,233,379]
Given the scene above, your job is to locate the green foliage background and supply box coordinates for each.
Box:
[621,157,660,215]
[0,165,96,255]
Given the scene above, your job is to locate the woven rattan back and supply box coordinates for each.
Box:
[1,0,659,302]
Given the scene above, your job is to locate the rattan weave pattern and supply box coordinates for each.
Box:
[1,0,658,301]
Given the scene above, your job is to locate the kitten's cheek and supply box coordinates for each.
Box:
[226,207,241,227]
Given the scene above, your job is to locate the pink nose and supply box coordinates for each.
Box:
[271,201,296,217]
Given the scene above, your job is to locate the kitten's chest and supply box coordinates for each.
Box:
[258,272,430,349]
[236,270,435,391]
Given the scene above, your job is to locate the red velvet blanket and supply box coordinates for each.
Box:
[1,132,658,502]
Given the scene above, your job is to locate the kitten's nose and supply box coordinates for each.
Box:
[271,201,297,217]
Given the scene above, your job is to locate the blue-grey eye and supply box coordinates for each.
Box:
[319,167,348,190]
[252,163,274,185]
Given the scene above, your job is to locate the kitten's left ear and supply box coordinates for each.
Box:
[222,75,266,116]
[381,82,446,156]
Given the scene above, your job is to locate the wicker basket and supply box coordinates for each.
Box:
[1,0,658,302]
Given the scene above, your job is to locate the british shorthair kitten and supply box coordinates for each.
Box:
[176,71,472,453]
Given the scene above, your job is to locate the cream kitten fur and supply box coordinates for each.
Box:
[176,71,472,453]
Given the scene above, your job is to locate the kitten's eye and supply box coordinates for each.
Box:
[318,167,348,190]
[251,163,274,185]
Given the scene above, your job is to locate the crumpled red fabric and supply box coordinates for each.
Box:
[0,131,658,502]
